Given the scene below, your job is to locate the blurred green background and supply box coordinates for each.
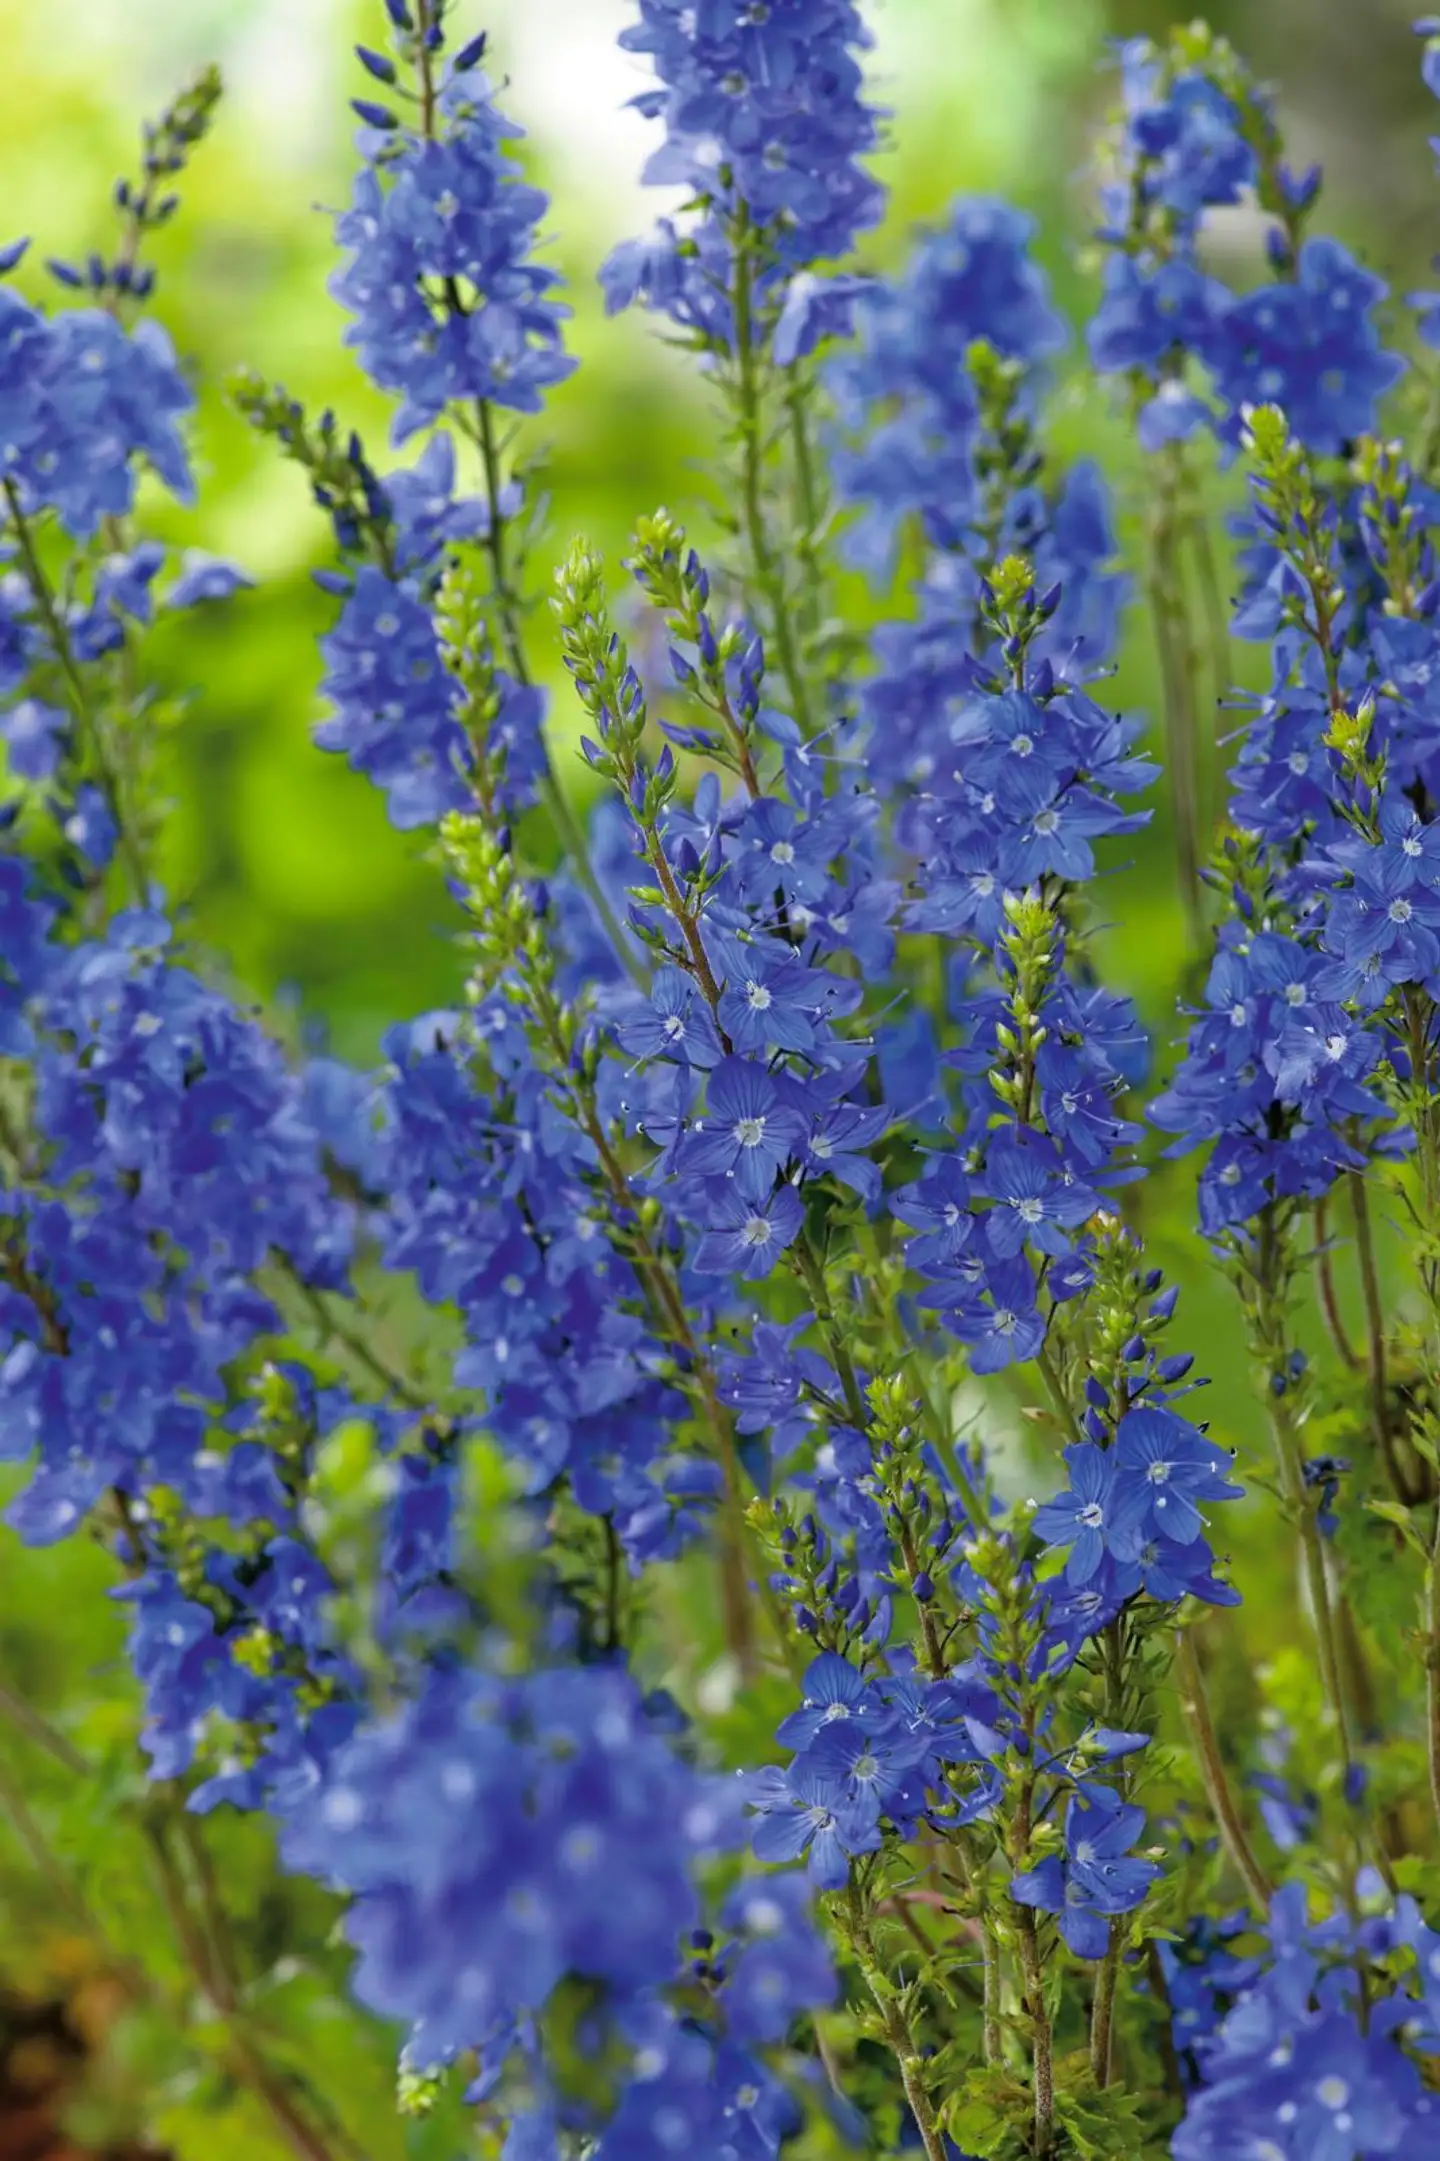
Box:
[1,0,1438,2147]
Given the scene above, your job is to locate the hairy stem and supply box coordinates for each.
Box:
[1254,1210,1356,1773]
[2,478,148,901]
[1312,1195,1359,1371]
[846,1885,947,2161]
[1089,1617,1130,2086]
[144,1815,343,2161]
[1175,1624,1273,1911]
[1144,440,1205,953]
[1428,1504,1440,1841]
[730,218,813,736]
[1016,1911,1054,2158]
[1347,1170,1412,1501]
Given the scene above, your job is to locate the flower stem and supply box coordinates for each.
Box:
[1427,1503,1440,1841]
[2,478,148,902]
[1143,439,1206,954]
[1347,1169,1412,1500]
[1175,1623,1273,1911]
[784,367,826,652]
[1312,1195,1359,1371]
[1253,1209,1356,1772]
[144,1812,345,2161]
[1016,1910,1054,2158]
[730,218,814,736]
[845,1885,947,2161]
[1089,1617,1131,2087]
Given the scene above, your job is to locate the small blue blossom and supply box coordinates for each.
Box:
[1010,1783,1161,1959]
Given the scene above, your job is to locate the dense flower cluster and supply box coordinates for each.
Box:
[0,253,193,536]
[1088,31,1404,456]
[602,0,882,358]
[832,202,1126,793]
[310,433,546,830]
[331,34,573,436]
[1171,1886,1440,2159]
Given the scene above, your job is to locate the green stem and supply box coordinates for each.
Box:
[1033,1337,1083,1448]
[472,402,645,990]
[275,1254,431,1412]
[144,1814,344,2161]
[730,219,813,736]
[1090,1928,1120,2090]
[1089,1618,1129,2087]
[981,1922,1002,2066]
[1184,501,1233,787]
[0,1751,345,2161]
[1254,1210,1356,1774]
[0,1674,91,1777]
[792,1233,867,1429]
[2,478,148,902]
[845,1885,947,2161]
[1015,1911,1054,2158]
[413,16,644,993]
[1428,1504,1440,1841]
[785,368,825,650]
[1175,1625,1273,1911]
[1313,1194,1359,1372]
[1275,1388,1353,1766]
[1144,439,1205,953]
[1347,1170,1410,1501]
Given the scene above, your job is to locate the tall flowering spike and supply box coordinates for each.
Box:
[603,0,883,359]
[1088,27,1403,453]
[832,202,1126,792]
[830,198,1069,572]
[0,272,194,538]
[331,19,575,440]
[281,1664,718,2067]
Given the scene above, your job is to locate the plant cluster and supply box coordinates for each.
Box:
[5,4,1440,2158]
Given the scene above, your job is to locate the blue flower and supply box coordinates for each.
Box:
[1010,1784,1161,1959]
[607,0,882,359]
[746,1759,881,1888]
[979,1129,1099,1258]
[1211,239,1405,456]
[284,1664,718,2066]
[1031,1443,1149,1583]
[693,1184,804,1279]
[678,1056,808,1199]
[332,70,574,440]
[775,1651,879,1750]
[718,1874,836,2044]
[1111,1404,1243,1547]
[618,964,723,1069]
